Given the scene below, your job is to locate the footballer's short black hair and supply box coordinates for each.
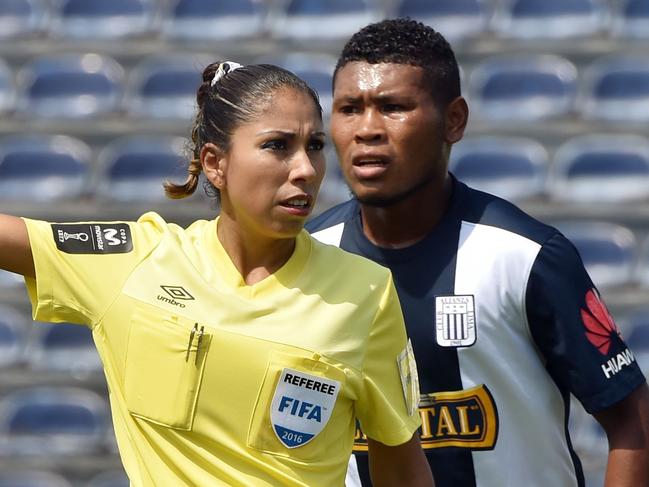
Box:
[334,18,461,106]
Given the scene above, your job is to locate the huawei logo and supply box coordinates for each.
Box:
[580,289,620,355]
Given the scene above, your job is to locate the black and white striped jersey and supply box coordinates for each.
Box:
[307,177,645,487]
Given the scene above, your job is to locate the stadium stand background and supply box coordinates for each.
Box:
[0,0,648,485]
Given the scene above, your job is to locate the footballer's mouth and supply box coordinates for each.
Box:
[351,154,390,179]
[352,154,390,167]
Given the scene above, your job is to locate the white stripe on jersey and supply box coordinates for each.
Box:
[345,455,362,487]
[454,221,579,487]
[311,223,344,246]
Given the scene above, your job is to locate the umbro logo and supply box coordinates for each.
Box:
[160,285,194,300]
[157,285,194,308]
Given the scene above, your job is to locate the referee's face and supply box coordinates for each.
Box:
[331,62,451,207]
[214,88,326,241]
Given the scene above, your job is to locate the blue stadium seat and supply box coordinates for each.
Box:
[96,136,188,202]
[549,134,649,203]
[272,0,378,42]
[164,0,265,41]
[255,53,336,115]
[87,470,129,487]
[450,136,548,201]
[126,54,209,120]
[0,135,91,201]
[50,0,158,39]
[395,0,489,41]
[0,269,23,288]
[638,236,649,289]
[0,470,73,487]
[0,59,14,115]
[27,322,101,376]
[492,0,606,38]
[580,55,649,122]
[469,55,577,121]
[612,0,649,38]
[316,146,350,208]
[16,53,124,119]
[0,0,49,39]
[0,387,109,456]
[556,221,637,289]
[623,310,649,372]
[0,306,27,368]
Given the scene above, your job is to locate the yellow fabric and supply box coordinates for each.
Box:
[23,212,420,487]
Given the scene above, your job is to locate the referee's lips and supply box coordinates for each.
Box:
[278,193,314,217]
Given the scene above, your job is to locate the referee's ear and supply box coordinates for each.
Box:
[201,142,227,190]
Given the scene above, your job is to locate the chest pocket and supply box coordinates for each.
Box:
[247,350,349,461]
[124,303,211,430]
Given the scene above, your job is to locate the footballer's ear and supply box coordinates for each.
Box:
[201,143,227,189]
[444,96,468,145]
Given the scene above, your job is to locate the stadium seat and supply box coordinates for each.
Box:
[0,0,49,39]
[449,136,548,201]
[0,135,91,202]
[492,0,607,39]
[50,0,158,39]
[638,236,649,289]
[0,269,23,288]
[611,0,649,38]
[548,134,649,203]
[126,54,210,121]
[0,305,27,368]
[164,0,265,41]
[95,136,188,202]
[555,221,637,289]
[271,0,378,42]
[0,470,73,487]
[0,59,14,115]
[26,322,101,376]
[580,55,649,122]
[0,387,109,456]
[16,53,124,119]
[623,309,649,373]
[87,470,129,487]
[469,55,577,121]
[254,53,336,115]
[395,0,489,41]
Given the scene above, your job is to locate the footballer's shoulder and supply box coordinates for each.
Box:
[306,199,358,234]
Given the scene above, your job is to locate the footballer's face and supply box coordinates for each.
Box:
[204,88,326,242]
[331,62,456,207]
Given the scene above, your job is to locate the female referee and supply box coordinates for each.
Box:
[0,62,433,486]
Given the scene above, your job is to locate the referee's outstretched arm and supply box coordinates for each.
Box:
[0,214,34,278]
[368,433,434,486]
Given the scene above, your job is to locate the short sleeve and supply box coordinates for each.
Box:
[526,232,646,413]
[23,212,165,326]
[355,274,422,446]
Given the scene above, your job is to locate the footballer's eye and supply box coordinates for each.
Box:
[261,139,288,151]
[382,103,403,112]
[339,105,359,115]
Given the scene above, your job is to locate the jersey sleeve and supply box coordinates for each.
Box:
[526,232,646,413]
[23,212,165,327]
[355,274,422,446]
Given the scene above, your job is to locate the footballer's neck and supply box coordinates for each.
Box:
[360,174,452,249]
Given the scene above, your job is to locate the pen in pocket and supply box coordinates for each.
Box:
[186,323,198,361]
[195,326,205,365]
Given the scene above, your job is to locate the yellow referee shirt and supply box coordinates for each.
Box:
[23,212,420,487]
